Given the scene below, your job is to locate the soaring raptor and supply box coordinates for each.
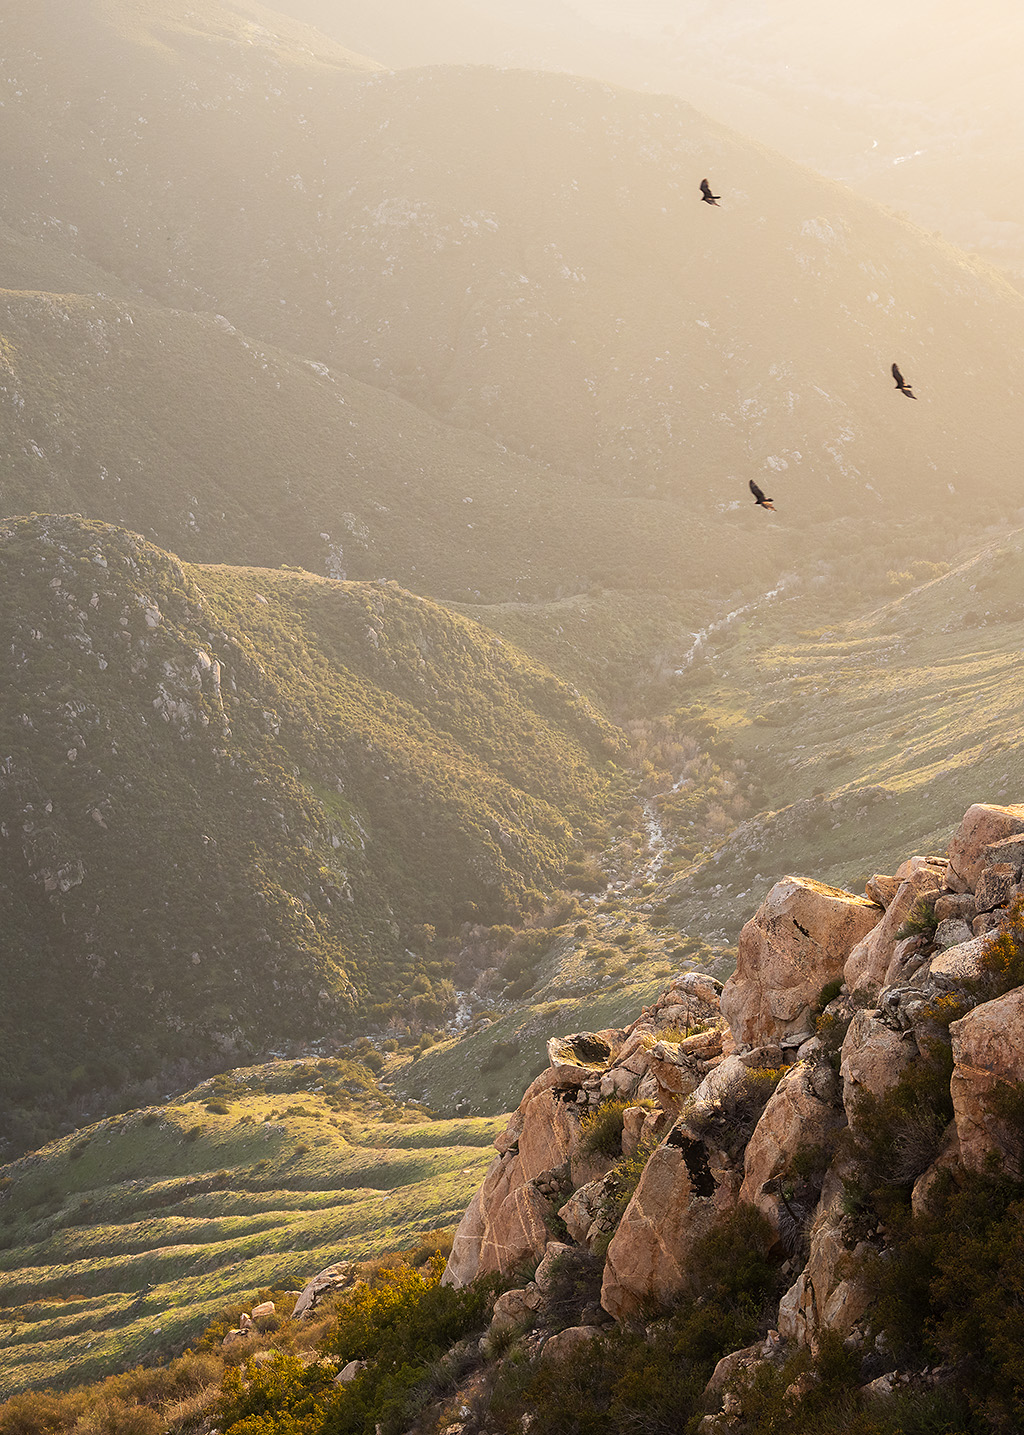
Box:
[892,362,917,399]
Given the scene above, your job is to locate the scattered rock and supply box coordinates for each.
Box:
[541,1325,602,1361]
[933,916,974,950]
[533,1241,575,1294]
[292,1263,354,1318]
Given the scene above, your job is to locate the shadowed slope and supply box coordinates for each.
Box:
[0,514,617,1152]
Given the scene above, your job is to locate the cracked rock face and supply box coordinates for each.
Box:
[599,1141,718,1321]
[947,804,1024,889]
[721,877,880,1049]
[845,862,945,998]
[950,987,1024,1177]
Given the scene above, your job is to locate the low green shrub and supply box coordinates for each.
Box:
[847,1038,954,1194]
[895,897,939,943]
[863,1162,1024,1429]
[815,978,843,1013]
[540,1248,604,1331]
[579,1099,633,1158]
[682,1066,785,1161]
[978,896,1024,996]
[215,1256,495,1435]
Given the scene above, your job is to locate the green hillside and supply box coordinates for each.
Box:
[659,528,1024,941]
[0,1056,501,1397]
[0,514,619,1155]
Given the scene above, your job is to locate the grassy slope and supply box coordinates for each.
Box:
[661,529,1024,939]
[0,514,619,1151]
[0,1059,502,1397]
[394,976,668,1119]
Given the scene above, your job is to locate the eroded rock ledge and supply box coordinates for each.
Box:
[443,801,1024,1413]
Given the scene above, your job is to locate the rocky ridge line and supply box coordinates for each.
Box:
[442,801,1024,1421]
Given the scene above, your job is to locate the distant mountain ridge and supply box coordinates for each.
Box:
[1,0,1022,571]
[0,289,769,605]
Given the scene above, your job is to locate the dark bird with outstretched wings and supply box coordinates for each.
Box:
[892,362,917,399]
[700,178,721,206]
[749,479,775,511]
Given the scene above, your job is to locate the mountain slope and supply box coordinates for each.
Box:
[0,1058,500,1397]
[0,289,773,605]
[0,514,618,1154]
[2,0,1023,548]
[658,527,1024,942]
[288,0,1024,283]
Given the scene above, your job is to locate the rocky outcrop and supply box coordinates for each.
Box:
[840,1009,917,1115]
[946,803,1024,889]
[739,1062,843,1245]
[777,1158,872,1348]
[444,797,1024,1395]
[443,972,726,1288]
[600,1137,719,1320]
[950,987,1024,1176]
[292,1263,355,1318]
[721,877,880,1049]
[844,858,946,998]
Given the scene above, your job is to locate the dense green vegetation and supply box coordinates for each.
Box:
[0,515,619,1155]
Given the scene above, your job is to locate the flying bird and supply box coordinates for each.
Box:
[749,479,775,511]
[700,178,721,206]
[891,362,917,399]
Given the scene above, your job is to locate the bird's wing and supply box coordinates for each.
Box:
[700,179,711,196]
[892,362,904,385]
[749,479,765,502]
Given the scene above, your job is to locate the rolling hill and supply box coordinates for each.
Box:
[0,513,620,1155]
[1,0,1023,577]
[0,288,768,606]
[0,1056,501,1397]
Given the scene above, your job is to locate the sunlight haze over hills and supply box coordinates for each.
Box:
[3,3,1024,1406]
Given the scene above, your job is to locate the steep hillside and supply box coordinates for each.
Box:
[2,0,1023,553]
[0,514,618,1154]
[12,805,1024,1431]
